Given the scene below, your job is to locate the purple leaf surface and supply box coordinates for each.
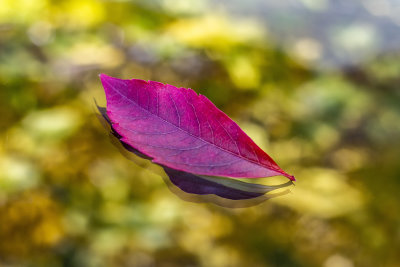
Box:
[100,74,295,181]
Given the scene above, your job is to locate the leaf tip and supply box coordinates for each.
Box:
[287,174,296,181]
[99,73,113,82]
[276,169,296,181]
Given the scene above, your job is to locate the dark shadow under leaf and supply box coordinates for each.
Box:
[95,101,293,207]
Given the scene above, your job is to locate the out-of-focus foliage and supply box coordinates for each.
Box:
[1,0,400,266]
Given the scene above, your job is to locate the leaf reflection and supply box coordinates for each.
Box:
[96,102,293,207]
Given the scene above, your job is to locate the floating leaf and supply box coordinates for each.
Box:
[100,74,295,180]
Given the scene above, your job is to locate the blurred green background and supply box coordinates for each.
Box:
[1,0,400,266]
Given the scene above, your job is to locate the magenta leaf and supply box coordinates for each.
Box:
[100,74,295,181]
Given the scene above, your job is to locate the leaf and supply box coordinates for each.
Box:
[100,74,295,181]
